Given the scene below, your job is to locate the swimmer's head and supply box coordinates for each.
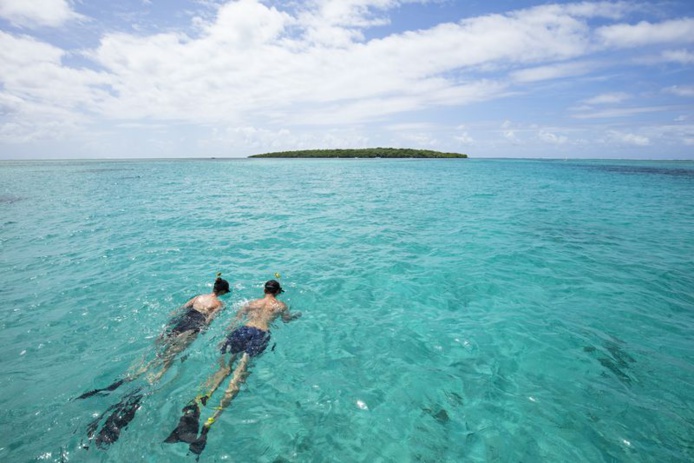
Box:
[264,280,284,295]
[214,273,230,295]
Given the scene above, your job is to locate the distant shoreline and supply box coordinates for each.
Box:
[248,148,468,159]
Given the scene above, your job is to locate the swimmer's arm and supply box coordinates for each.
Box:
[281,304,302,322]
[211,299,225,314]
[204,301,225,324]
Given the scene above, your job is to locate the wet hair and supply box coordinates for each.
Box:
[213,273,230,294]
[264,280,283,295]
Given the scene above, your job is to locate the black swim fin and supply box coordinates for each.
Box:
[85,403,117,441]
[189,424,210,456]
[75,378,126,400]
[94,390,144,449]
[164,400,201,444]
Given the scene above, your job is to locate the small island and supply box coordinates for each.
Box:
[248,148,467,158]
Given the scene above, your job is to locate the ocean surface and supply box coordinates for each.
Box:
[0,158,693,462]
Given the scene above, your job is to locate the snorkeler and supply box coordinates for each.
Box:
[77,273,230,449]
[165,279,301,455]
[144,273,231,383]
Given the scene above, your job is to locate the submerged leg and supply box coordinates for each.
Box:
[202,354,238,398]
[80,334,182,399]
[164,353,237,445]
[147,332,196,384]
[214,353,250,416]
[189,353,251,455]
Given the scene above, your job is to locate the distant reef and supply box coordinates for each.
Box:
[248,148,467,159]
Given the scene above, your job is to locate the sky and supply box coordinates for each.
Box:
[1,0,693,160]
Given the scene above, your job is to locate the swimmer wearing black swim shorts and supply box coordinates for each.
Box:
[168,308,208,336]
[76,273,231,449]
[148,275,230,382]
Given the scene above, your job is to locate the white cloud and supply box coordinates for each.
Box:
[560,1,630,20]
[206,0,291,47]
[0,1,644,130]
[0,31,110,142]
[608,130,650,146]
[646,124,694,146]
[0,90,84,143]
[511,61,595,83]
[201,124,372,153]
[500,121,521,144]
[455,129,474,144]
[0,0,83,28]
[400,132,439,147]
[86,0,532,126]
[1,0,693,158]
[597,18,694,48]
[664,85,694,97]
[386,122,435,131]
[297,0,398,47]
[583,92,631,105]
[572,106,669,119]
[538,130,568,144]
[661,49,694,64]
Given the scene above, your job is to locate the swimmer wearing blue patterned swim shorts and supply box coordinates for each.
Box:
[165,279,302,455]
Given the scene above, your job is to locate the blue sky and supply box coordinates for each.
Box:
[1,0,693,159]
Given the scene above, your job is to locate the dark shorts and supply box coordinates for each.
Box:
[168,309,207,336]
[221,326,271,357]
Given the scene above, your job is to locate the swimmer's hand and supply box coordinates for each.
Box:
[283,311,302,322]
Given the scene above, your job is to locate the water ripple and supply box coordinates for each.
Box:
[0,159,692,462]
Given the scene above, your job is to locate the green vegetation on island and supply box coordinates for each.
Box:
[248,148,467,159]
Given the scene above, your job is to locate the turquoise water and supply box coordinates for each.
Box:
[1,158,693,462]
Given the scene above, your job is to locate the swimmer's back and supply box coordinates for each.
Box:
[187,294,223,319]
[243,297,287,331]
